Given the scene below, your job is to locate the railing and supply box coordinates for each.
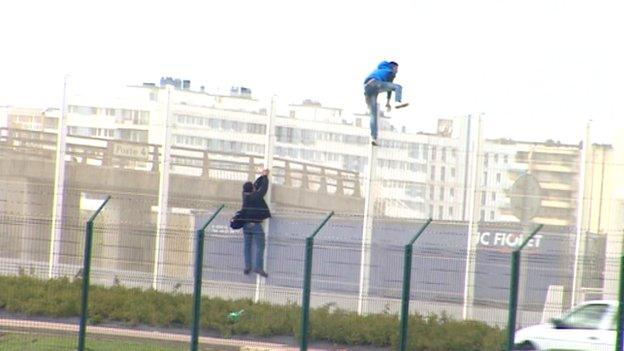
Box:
[0,127,361,197]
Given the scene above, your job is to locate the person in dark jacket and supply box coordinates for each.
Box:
[364,61,409,146]
[241,169,271,277]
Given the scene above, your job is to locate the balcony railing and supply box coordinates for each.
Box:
[0,127,361,197]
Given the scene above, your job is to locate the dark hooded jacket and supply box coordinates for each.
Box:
[242,175,271,222]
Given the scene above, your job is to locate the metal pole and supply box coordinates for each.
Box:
[463,115,482,320]
[506,251,521,351]
[461,115,472,221]
[153,85,173,290]
[255,95,276,303]
[191,205,225,351]
[300,211,334,351]
[571,121,591,307]
[399,218,432,351]
[48,74,69,279]
[505,224,543,351]
[399,245,413,351]
[300,236,315,351]
[358,143,376,315]
[615,255,624,351]
[77,196,111,351]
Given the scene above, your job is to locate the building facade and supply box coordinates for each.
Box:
[6,79,474,220]
[2,79,614,229]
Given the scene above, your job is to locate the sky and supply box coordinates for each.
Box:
[1,0,623,144]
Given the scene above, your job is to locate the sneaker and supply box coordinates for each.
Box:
[395,102,409,109]
[254,269,268,278]
[243,268,251,275]
[371,138,378,146]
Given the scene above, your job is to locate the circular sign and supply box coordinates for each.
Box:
[509,173,542,221]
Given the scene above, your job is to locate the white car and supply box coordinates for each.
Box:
[514,300,620,351]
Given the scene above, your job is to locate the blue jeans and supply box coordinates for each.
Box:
[243,222,265,271]
[364,81,403,139]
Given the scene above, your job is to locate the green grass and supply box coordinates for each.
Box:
[0,332,228,351]
[0,275,507,350]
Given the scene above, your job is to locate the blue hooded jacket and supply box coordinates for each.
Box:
[364,61,396,84]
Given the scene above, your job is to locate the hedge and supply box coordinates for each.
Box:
[0,275,505,350]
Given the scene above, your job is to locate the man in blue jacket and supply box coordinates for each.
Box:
[364,61,408,146]
[241,169,271,277]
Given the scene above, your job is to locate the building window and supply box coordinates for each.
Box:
[451,167,456,178]
[439,188,445,201]
[431,146,437,160]
[431,166,436,181]
[491,192,496,201]
[409,143,420,158]
[429,205,434,217]
[480,210,485,221]
[69,105,97,115]
[496,173,501,184]
[430,186,435,200]
[484,153,489,167]
[504,155,509,163]
[441,166,446,181]
[494,154,499,163]
[438,206,444,220]
[481,192,486,205]
[483,171,488,186]
[449,206,453,217]
[441,147,447,162]
[450,188,455,198]
[490,211,495,220]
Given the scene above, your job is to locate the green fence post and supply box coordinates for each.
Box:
[190,204,225,351]
[77,195,111,351]
[300,211,334,351]
[506,224,543,351]
[506,251,521,351]
[615,255,624,351]
[398,218,432,351]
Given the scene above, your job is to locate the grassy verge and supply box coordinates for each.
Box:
[0,332,191,351]
[0,275,506,350]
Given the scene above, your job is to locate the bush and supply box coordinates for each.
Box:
[0,275,505,350]
[0,275,81,317]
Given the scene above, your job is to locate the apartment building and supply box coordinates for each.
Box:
[14,78,470,220]
[8,78,605,224]
[482,139,581,227]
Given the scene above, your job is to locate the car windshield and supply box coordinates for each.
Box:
[561,303,610,329]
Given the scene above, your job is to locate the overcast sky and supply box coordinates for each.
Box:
[1,0,622,143]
